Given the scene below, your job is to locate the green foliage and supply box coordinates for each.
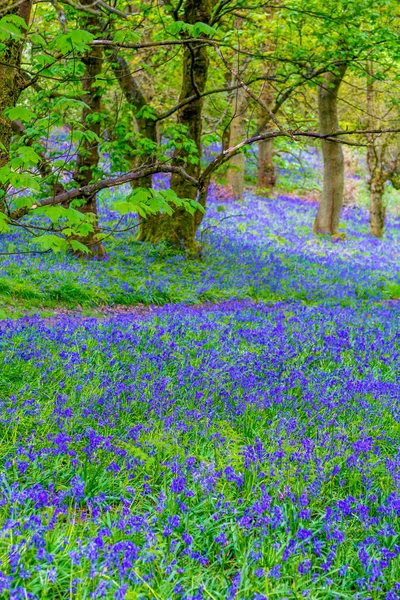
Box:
[135,105,157,121]
[5,107,35,122]
[52,30,94,53]
[0,212,9,234]
[0,0,398,257]
[384,282,400,300]
[112,187,205,218]
[0,14,28,40]
[33,234,68,253]
[166,21,217,37]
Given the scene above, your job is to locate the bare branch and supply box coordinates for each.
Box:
[92,38,215,50]
[156,76,279,122]
[213,43,289,135]
[97,0,127,18]
[199,127,400,186]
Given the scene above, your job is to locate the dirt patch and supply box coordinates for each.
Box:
[52,303,158,317]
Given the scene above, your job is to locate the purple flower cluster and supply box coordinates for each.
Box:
[0,299,400,597]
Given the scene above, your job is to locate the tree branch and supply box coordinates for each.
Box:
[199,127,400,186]
[213,43,288,135]
[9,165,197,221]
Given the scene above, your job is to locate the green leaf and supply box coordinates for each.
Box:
[69,239,90,254]
[35,205,66,223]
[5,107,35,122]
[135,105,157,121]
[189,199,205,213]
[166,21,187,35]
[13,196,35,210]
[113,30,139,44]
[17,146,41,166]
[54,97,90,110]
[192,22,217,36]
[94,233,108,242]
[30,33,46,46]
[0,15,28,41]
[53,30,94,54]
[112,201,137,216]
[33,234,68,253]
[8,172,40,191]
[127,188,153,203]
[64,207,87,225]
[0,212,10,234]
[203,133,219,146]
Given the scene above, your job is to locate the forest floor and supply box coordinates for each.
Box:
[1,183,400,318]
[0,184,400,599]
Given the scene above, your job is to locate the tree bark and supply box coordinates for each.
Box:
[72,10,105,258]
[221,71,232,152]
[369,178,385,237]
[108,52,159,241]
[257,80,276,192]
[314,64,347,235]
[141,0,212,252]
[257,137,276,192]
[0,0,32,207]
[226,87,248,199]
[366,65,386,238]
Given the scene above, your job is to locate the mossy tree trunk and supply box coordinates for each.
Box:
[0,0,32,206]
[142,0,212,252]
[109,52,158,241]
[73,10,105,258]
[314,65,347,235]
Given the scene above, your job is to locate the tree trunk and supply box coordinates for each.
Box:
[314,65,347,235]
[257,137,276,192]
[369,179,385,237]
[142,0,212,252]
[0,0,32,206]
[257,81,276,193]
[222,71,232,152]
[366,64,386,238]
[226,87,248,199]
[73,11,105,258]
[109,52,158,241]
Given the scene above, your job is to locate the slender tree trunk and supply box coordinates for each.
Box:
[221,72,232,152]
[109,52,158,241]
[258,137,276,192]
[141,0,212,252]
[314,64,347,235]
[226,16,248,200]
[226,87,248,199]
[0,0,32,206]
[369,178,385,237]
[366,65,386,238]
[73,11,105,258]
[257,81,276,192]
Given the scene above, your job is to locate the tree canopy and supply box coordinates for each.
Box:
[0,0,399,254]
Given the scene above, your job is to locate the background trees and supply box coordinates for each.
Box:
[0,0,399,256]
